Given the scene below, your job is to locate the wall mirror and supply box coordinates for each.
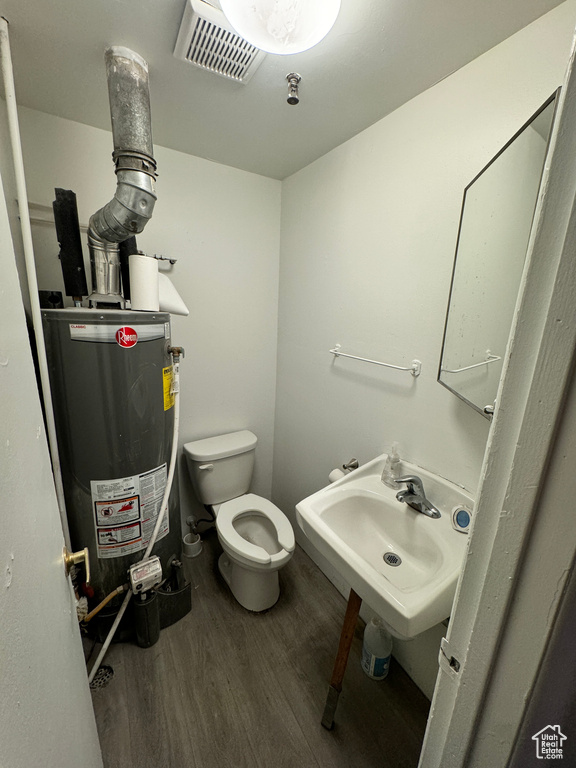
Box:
[438,90,559,418]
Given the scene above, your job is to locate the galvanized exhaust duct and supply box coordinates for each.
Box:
[88,46,157,304]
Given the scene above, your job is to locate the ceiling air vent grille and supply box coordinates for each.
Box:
[174,0,266,84]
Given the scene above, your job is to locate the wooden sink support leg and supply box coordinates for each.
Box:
[321,587,362,729]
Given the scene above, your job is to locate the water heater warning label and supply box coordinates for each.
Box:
[95,496,139,526]
[91,464,169,559]
[163,366,174,411]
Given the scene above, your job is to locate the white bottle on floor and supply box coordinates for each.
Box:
[361,617,392,680]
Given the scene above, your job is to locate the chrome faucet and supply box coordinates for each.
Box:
[395,475,441,519]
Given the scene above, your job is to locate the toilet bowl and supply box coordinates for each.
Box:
[183,431,295,611]
[216,494,294,611]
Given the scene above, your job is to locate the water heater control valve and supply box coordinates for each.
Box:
[128,556,163,595]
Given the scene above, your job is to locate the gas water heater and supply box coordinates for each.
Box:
[38,46,192,653]
[42,309,182,605]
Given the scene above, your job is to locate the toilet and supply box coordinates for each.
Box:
[183,430,295,612]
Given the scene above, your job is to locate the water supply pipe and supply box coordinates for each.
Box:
[0,17,71,547]
[88,46,157,303]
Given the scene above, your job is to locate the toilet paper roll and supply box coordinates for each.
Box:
[329,468,346,483]
[129,253,159,311]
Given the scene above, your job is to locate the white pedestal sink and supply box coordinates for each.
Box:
[296,454,473,638]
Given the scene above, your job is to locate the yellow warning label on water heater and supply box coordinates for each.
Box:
[163,366,175,411]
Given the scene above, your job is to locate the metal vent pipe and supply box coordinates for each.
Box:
[88,46,157,303]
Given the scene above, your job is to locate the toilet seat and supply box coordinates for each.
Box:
[216,493,295,566]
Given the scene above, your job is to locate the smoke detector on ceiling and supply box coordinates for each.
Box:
[174,0,266,84]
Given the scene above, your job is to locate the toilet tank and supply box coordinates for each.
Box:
[184,430,257,505]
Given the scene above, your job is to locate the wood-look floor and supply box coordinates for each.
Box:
[91,530,429,768]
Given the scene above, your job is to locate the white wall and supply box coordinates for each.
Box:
[272,1,576,697]
[0,149,102,765]
[14,108,281,525]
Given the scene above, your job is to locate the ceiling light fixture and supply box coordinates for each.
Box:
[219,0,341,55]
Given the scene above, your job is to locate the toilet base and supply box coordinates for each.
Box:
[218,553,280,612]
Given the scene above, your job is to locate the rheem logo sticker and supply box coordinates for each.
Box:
[115,327,138,348]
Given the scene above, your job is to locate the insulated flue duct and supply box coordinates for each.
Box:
[88,46,157,304]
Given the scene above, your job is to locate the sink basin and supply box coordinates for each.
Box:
[295,455,473,638]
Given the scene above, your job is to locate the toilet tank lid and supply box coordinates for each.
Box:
[184,430,257,461]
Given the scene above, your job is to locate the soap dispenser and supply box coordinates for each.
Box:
[381,442,401,489]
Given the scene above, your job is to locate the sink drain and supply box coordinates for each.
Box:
[383,552,402,567]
